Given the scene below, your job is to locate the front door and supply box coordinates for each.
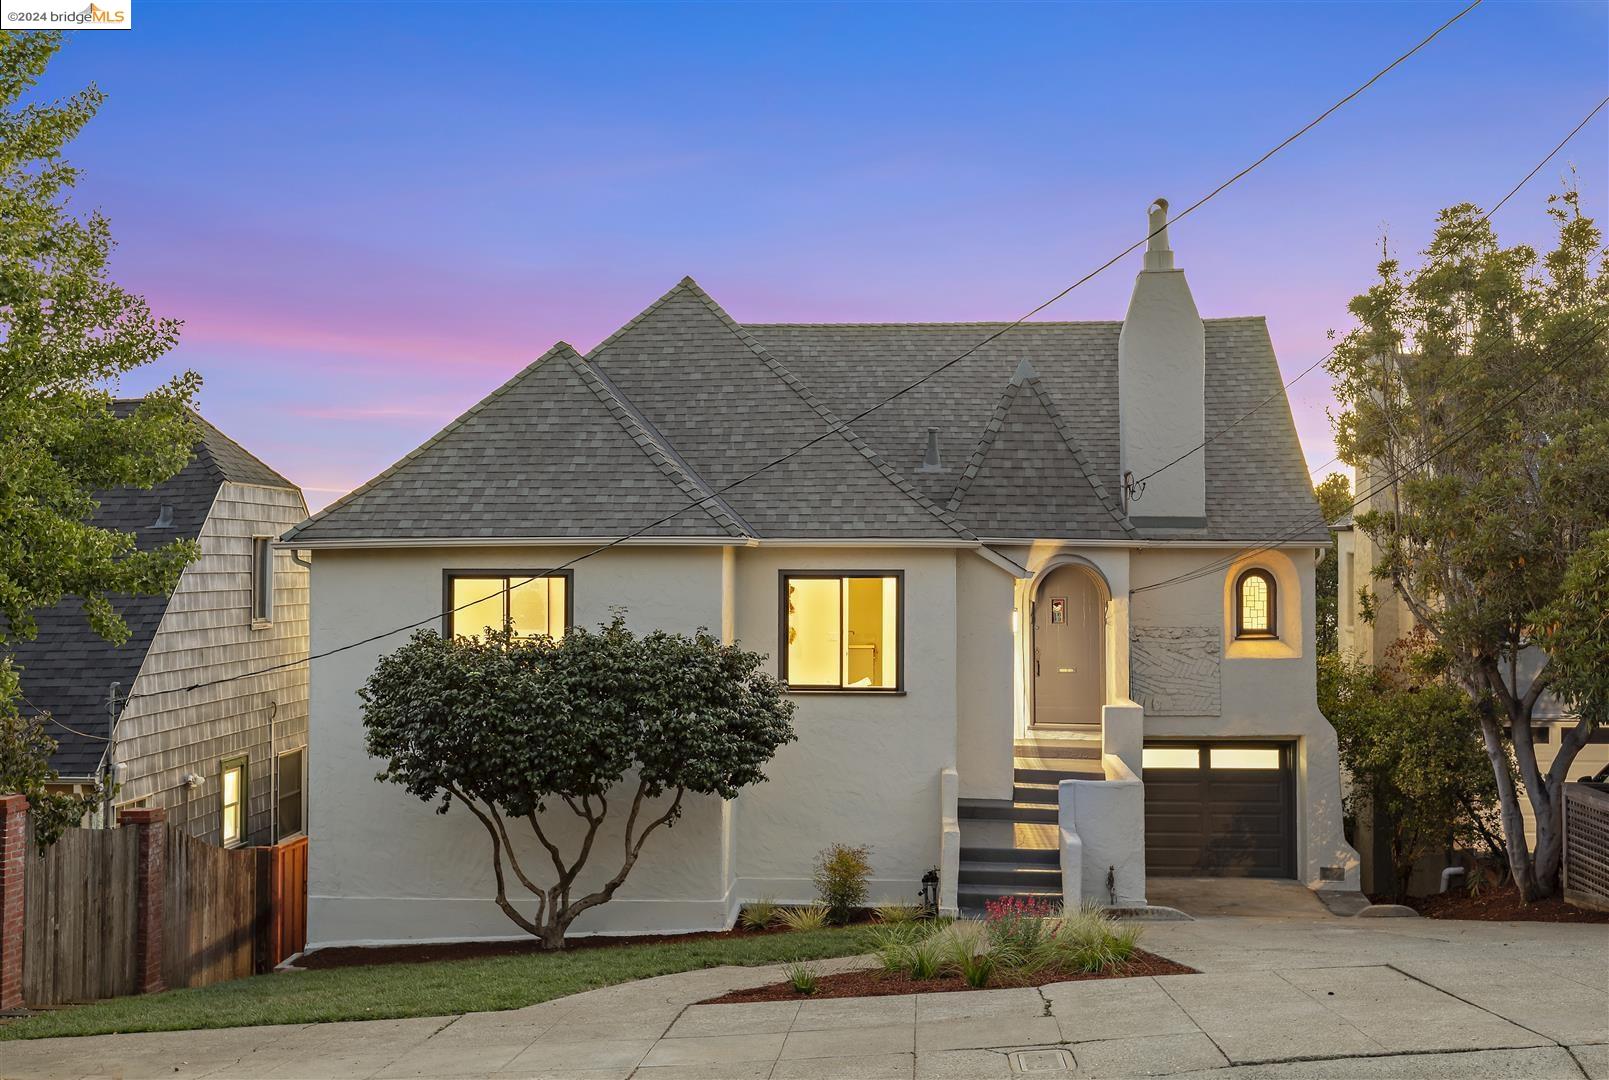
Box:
[1033,565,1104,727]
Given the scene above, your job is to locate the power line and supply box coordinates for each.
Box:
[1126,92,1609,500]
[1131,318,1607,597]
[117,2,1483,707]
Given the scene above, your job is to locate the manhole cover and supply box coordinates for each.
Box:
[1008,1048,1074,1073]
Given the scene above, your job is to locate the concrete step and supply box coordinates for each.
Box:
[958,861,1062,889]
[959,845,1060,866]
[1012,782,1059,806]
[958,884,1063,913]
[957,798,1056,824]
[1013,762,1103,785]
[1014,740,1100,761]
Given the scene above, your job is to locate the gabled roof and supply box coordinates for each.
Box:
[289,278,1328,546]
[947,359,1135,540]
[11,407,300,777]
[285,341,752,542]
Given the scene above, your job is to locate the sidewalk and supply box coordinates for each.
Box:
[1,914,1604,1079]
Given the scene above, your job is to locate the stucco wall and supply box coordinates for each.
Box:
[730,546,959,905]
[306,545,734,945]
[955,554,1015,800]
[1131,545,1359,889]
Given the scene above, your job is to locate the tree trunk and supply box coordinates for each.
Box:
[1528,777,1565,900]
[1475,707,1540,899]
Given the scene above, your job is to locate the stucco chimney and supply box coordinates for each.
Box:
[1118,197,1206,527]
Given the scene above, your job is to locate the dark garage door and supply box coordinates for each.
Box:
[1144,742,1296,878]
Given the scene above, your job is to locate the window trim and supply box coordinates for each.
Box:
[441,569,575,639]
[275,746,306,841]
[1234,568,1278,640]
[777,570,906,694]
[220,755,248,849]
[251,536,274,628]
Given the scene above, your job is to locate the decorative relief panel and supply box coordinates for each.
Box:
[1130,626,1221,717]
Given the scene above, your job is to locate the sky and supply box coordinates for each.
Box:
[33,0,1609,511]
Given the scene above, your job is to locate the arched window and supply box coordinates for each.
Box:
[1235,569,1277,639]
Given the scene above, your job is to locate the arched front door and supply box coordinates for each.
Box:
[1033,564,1105,727]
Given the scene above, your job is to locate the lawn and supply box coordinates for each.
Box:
[0,926,876,1041]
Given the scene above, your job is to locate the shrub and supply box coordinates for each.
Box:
[739,899,780,930]
[784,960,819,995]
[778,905,829,932]
[813,844,872,924]
[906,933,946,979]
[869,921,926,972]
[873,902,925,924]
[984,895,1058,954]
[949,937,998,989]
[1034,905,1138,973]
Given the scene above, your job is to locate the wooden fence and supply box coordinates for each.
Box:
[21,821,140,1006]
[1563,782,1609,913]
[1,799,310,1008]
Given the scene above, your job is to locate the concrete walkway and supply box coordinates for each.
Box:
[1,912,1604,1079]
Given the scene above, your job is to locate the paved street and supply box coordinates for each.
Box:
[2,888,1605,1079]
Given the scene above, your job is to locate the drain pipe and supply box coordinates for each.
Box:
[1439,866,1465,893]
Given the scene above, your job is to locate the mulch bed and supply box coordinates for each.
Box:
[1380,887,1609,924]
[296,910,882,970]
[700,948,1197,1004]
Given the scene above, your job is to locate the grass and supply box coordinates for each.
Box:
[0,926,876,1042]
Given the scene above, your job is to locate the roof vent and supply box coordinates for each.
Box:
[151,504,174,528]
[918,427,945,472]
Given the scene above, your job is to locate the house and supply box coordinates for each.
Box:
[1335,482,1609,881]
[290,201,1358,946]
[13,407,310,848]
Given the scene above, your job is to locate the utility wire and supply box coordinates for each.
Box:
[1126,92,1609,499]
[16,690,112,742]
[1130,318,1608,597]
[117,2,1483,707]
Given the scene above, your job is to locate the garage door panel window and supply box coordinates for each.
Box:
[1142,746,1201,770]
[1209,747,1282,770]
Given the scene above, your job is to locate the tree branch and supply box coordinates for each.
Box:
[444,784,544,932]
[560,786,685,926]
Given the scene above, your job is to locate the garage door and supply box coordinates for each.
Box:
[1143,742,1295,878]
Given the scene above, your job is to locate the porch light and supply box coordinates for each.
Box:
[920,866,940,915]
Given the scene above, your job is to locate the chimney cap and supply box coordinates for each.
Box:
[1144,197,1174,271]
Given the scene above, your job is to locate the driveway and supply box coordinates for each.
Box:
[1,902,1605,1079]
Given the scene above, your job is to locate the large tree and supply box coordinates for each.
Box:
[361,619,797,949]
[1314,473,1352,655]
[1,31,199,672]
[1330,186,1609,899]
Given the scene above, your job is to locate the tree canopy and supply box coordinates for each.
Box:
[361,618,796,947]
[1329,184,1608,898]
[1,32,199,657]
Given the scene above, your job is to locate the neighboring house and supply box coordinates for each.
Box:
[1335,474,1609,859]
[13,406,311,848]
[291,201,1359,946]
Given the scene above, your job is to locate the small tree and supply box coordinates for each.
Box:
[361,618,796,948]
[1320,649,1504,901]
[1535,529,1609,742]
[1330,185,1609,898]
[0,660,98,851]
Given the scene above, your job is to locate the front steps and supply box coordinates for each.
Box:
[955,738,1103,912]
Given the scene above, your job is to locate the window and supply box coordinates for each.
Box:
[276,747,305,839]
[251,537,274,624]
[1234,569,1277,639]
[220,757,247,847]
[1142,746,1200,770]
[445,572,570,639]
[1209,747,1282,770]
[781,573,902,690]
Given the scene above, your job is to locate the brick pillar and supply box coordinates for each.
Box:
[119,807,167,994]
[0,794,27,1012]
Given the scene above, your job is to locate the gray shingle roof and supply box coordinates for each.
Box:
[9,407,299,777]
[288,279,1326,546]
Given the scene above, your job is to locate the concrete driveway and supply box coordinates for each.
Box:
[1,902,1604,1079]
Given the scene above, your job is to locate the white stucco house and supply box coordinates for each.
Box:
[287,202,1359,946]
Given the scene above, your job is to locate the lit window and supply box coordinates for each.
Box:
[782,573,901,690]
[221,757,247,847]
[1235,569,1277,639]
[252,537,274,624]
[1209,747,1282,770]
[277,747,305,839]
[446,573,569,639]
[1142,746,1201,770]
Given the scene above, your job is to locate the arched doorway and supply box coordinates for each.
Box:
[1032,563,1106,728]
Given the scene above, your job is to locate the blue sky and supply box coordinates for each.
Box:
[35,0,1609,506]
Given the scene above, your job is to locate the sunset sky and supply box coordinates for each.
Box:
[38,1,1609,510]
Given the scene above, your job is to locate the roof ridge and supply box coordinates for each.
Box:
[742,316,1266,329]
[282,344,578,542]
[946,377,1024,514]
[572,357,755,539]
[582,277,699,362]
[679,280,976,542]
